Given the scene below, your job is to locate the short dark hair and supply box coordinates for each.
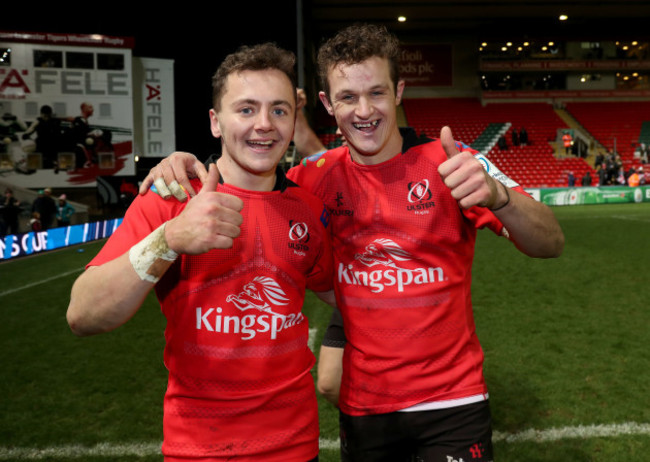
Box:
[212,43,297,111]
[317,23,401,97]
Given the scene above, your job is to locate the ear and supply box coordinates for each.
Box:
[319,91,334,116]
[209,109,222,138]
[395,79,405,106]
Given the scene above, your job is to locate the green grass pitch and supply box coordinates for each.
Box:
[1,203,648,461]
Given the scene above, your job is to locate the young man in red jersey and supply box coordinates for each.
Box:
[141,24,564,462]
[67,43,333,462]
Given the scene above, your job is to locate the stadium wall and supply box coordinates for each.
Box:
[527,185,650,206]
[0,218,122,260]
[3,185,649,260]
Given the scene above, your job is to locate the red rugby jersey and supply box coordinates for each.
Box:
[89,172,333,461]
[288,129,526,416]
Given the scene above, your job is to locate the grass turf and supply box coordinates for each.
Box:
[1,202,648,461]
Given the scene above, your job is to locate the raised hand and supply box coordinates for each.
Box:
[437,126,501,210]
[164,163,244,254]
[139,152,209,199]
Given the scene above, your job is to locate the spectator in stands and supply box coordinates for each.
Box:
[511,128,519,146]
[56,194,75,227]
[1,187,21,236]
[606,156,617,184]
[594,152,604,169]
[31,187,57,230]
[599,163,610,186]
[562,131,573,156]
[639,143,649,164]
[29,211,42,231]
[581,171,593,186]
[519,127,528,145]
[568,171,576,187]
[497,133,508,150]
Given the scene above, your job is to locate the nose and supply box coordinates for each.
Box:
[355,96,373,119]
[254,110,273,131]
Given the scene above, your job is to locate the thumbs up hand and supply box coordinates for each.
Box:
[437,126,502,210]
[164,163,244,255]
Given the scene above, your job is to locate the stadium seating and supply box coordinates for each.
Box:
[401,98,589,188]
[564,101,650,171]
[315,97,649,188]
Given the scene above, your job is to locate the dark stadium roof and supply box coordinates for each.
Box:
[307,0,650,41]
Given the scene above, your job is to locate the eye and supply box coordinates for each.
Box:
[240,107,253,115]
[272,108,288,116]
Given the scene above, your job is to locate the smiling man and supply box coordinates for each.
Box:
[140,24,564,462]
[318,54,405,166]
[67,43,333,462]
[296,24,564,462]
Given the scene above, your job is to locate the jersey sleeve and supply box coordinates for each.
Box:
[87,189,182,268]
[321,307,346,348]
[286,148,344,195]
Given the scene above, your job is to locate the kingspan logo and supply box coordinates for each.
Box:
[196,276,304,340]
[338,238,445,293]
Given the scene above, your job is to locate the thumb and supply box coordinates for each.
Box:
[440,126,461,159]
[199,162,220,194]
[194,159,210,187]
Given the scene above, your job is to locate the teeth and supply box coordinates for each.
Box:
[249,140,273,146]
[354,120,379,128]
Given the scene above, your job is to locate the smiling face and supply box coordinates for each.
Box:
[319,56,404,166]
[210,69,296,190]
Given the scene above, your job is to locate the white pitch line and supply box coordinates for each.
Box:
[493,422,650,443]
[308,327,318,351]
[0,442,162,460]
[1,423,649,459]
[0,267,84,298]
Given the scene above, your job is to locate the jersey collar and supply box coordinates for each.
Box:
[204,153,289,192]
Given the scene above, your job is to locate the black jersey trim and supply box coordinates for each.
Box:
[401,126,433,153]
[204,153,292,192]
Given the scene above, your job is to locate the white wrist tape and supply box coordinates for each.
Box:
[128,223,179,283]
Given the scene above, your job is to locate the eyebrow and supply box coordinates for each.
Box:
[233,98,293,108]
[334,83,390,98]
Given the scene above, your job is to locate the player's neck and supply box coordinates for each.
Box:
[349,130,403,166]
[216,157,277,192]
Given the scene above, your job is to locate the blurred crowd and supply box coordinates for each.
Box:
[0,186,75,237]
[593,149,647,187]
